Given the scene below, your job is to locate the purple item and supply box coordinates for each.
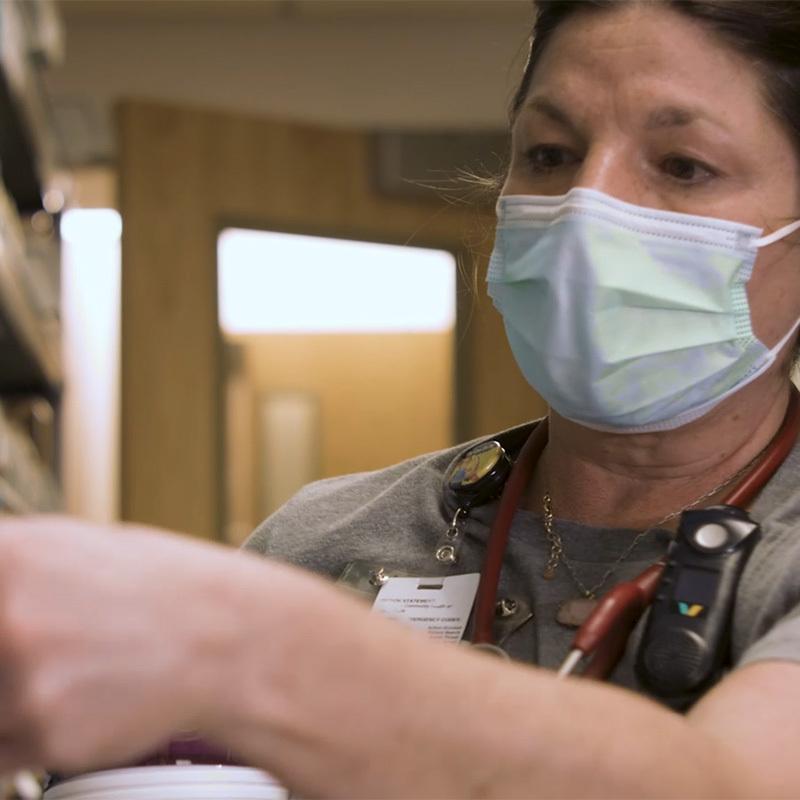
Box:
[137,735,242,766]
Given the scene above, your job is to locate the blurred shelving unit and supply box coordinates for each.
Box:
[0,0,62,516]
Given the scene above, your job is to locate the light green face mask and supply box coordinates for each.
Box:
[487,187,800,433]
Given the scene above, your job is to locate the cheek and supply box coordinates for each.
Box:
[747,241,800,344]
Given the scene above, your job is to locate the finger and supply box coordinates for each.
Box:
[0,734,39,777]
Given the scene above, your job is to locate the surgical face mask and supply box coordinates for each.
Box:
[487,187,800,433]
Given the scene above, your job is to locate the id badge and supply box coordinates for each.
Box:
[371,573,480,643]
[337,561,480,642]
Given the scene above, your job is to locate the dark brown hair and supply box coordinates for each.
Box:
[511,1,800,154]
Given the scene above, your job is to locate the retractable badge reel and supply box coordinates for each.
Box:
[437,440,512,566]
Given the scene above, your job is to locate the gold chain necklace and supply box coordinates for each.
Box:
[542,456,762,627]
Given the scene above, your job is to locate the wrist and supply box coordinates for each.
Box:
[172,548,258,739]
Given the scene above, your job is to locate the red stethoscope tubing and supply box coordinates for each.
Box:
[472,418,549,645]
[471,388,800,678]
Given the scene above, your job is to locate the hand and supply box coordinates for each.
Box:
[0,516,243,775]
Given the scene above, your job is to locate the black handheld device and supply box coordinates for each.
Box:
[636,505,760,705]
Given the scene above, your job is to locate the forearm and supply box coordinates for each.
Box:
[200,554,760,799]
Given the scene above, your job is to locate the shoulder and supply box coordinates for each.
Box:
[733,435,800,666]
[242,423,535,578]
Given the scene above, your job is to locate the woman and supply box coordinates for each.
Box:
[246,0,800,686]
[0,1,799,796]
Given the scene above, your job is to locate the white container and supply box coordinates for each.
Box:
[43,765,289,800]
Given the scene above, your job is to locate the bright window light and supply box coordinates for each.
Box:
[60,208,122,523]
[218,228,456,334]
[61,208,122,245]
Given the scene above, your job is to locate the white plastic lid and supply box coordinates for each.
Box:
[44,765,288,800]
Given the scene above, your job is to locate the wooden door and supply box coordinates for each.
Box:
[118,100,543,539]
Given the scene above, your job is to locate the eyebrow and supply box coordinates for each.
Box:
[645,106,703,130]
[522,97,582,137]
[522,97,728,134]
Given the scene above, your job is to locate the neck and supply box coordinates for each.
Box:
[524,377,793,530]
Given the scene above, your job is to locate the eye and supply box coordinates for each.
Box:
[660,155,717,184]
[524,144,580,173]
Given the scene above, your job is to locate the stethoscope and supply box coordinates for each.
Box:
[467,388,800,681]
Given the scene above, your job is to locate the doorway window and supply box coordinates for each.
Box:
[218,228,455,334]
[218,228,457,544]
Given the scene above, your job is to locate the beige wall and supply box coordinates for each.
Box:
[225,331,453,541]
[239,332,453,475]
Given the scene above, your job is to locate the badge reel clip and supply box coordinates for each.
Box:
[437,440,513,567]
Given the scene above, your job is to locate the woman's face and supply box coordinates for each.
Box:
[504,2,800,350]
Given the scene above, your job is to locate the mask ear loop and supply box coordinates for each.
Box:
[753,218,800,357]
[754,218,800,248]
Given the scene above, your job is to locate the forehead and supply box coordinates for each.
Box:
[525,4,769,133]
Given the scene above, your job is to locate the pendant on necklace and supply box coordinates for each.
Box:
[556,596,597,628]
